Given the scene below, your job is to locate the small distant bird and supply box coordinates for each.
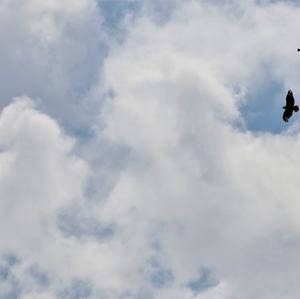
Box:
[283,90,299,122]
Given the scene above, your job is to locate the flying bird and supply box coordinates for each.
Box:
[282,90,299,122]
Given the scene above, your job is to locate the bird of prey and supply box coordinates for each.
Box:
[282,90,299,122]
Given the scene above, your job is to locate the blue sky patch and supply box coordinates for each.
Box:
[59,278,92,299]
[187,267,219,294]
[57,206,116,241]
[0,253,22,299]
[144,256,174,289]
[240,77,287,134]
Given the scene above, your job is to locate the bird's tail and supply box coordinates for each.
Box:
[293,105,299,112]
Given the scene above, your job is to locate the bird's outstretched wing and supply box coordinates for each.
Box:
[286,90,295,107]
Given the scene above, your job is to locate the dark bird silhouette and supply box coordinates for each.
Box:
[283,90,299,122]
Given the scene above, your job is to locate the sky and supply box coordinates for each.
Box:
[2,0,300,298]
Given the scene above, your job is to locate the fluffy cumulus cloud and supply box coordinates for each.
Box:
[0,98,88,296]
[2,0,300,298]
[101,1,300,298]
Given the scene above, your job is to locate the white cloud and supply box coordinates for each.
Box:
[0,0,104,130]
[97,1,300,298]
[0,97,87,258]
[3,1,300,299]
[26,0,96,45]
